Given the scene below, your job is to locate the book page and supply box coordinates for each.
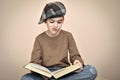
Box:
[25,63,52,78]
[53,64,80,79]
[26,63,51,73]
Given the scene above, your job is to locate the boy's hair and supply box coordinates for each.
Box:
[38,1,66,24]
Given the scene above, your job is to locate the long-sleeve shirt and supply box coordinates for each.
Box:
[30,30,84,67]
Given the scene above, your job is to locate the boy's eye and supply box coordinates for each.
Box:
[57,21,63,24]
[48,19,54,23]
[49,20,54,23]
[48,19,63,24]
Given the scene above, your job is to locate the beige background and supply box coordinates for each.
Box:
[0,0,120,80]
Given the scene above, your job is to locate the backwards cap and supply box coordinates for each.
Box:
[38,1,66,24]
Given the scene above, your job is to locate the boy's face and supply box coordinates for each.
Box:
[45,17,64,35]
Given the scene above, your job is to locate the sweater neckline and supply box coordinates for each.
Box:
[45,30,63,38]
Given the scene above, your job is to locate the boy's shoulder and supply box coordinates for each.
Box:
[35,31,46,39]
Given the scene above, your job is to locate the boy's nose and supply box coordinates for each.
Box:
[54,22,58,28]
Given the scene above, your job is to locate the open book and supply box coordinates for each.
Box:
[24,63,81,79]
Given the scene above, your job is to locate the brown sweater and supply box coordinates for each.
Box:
[30,30,84,67]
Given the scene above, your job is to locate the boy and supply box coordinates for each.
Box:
[21,1,97,80]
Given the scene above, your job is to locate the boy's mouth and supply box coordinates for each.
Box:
[52,28,58,31]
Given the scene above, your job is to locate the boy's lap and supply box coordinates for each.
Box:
[21,65,97,80]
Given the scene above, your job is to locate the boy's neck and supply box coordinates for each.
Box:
[46,29,61,37]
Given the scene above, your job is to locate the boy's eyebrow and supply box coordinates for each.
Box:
[58,18,64,21]
[58,19,63,21]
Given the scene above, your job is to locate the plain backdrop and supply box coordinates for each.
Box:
[0,0,120,80]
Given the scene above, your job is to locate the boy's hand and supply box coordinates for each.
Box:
[73,60,83,70]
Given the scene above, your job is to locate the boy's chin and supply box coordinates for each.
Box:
[51,29,61,35]
[51,32,57,35]
[51,31,58,34]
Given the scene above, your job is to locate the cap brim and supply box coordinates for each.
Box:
[38,20,43,24]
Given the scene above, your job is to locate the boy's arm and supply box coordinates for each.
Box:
[68,33,84,66]
[30,37,42,64]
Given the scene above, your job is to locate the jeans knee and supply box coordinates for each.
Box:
[87,65,97,79]
[21,73,35,80]
[21,74,32,80]
[21,73,44,80]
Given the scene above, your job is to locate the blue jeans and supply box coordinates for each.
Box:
[21,65,97,80]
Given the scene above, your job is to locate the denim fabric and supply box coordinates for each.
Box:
[21,72,44,80]
[21,65,97,80]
